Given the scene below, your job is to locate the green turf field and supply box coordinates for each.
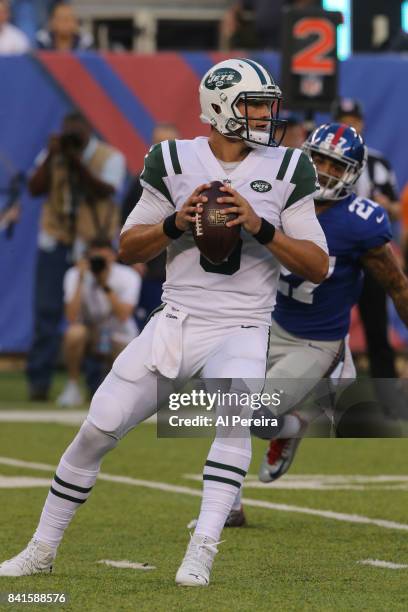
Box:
[1,374,408,611]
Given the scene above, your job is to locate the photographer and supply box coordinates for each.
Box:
[57,239,142,407]
[26,111,126,401]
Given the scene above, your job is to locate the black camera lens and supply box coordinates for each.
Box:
[60,132,84,151]
[89,255,106,274]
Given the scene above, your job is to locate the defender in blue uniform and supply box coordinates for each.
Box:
[227,123,408,527]
[274,191,392,341]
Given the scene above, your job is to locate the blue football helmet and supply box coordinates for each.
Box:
[302,123,367,201]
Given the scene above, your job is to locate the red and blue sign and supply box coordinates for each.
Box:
[1,51,407,351]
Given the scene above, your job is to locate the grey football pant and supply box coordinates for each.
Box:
[266,320,345,418]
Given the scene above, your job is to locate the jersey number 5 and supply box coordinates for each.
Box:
[279,256,336,304]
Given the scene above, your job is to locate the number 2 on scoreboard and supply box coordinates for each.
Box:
[292,18,336,75]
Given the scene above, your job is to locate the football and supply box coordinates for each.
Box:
[191,180,240,265]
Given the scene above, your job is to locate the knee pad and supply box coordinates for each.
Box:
[63,419,118,472]
[88,388,125,437]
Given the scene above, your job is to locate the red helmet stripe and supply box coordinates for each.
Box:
[331,124,347,146]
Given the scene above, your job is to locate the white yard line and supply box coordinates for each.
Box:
[98,560,156,570]
[0,410,155,425]
[358,559,408,569]
[1,456,408,533]
[0,457,59,471]
[0,476,52,488]
[0,410,87,425]
[184,473,408,491]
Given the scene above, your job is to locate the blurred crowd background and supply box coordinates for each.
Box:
[1,0,408,406]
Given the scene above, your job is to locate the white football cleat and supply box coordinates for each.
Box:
[175,533,222,586]
[56,380,83,407]
[0,539,55,577]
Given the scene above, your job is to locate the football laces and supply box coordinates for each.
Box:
[195,211,203,237]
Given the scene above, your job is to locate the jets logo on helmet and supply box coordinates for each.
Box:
[205,68,242,90]
[199,58,287,148]
[302,123,367,201]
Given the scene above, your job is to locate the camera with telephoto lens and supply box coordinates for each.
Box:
[89,255,107,275]
[60,132,84,153]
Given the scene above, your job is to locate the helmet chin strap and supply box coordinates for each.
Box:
[224,118,272,147]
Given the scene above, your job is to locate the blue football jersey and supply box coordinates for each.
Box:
[273,193,392,340]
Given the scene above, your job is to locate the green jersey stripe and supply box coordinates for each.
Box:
[276,148,295,181]
[282,148,302,183]
[168,140,182,175]
[140,143,173,203]
[284,151,320,210]
[238,58,268,85]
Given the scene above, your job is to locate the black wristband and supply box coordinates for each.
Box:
[163,213,185,240]
[253,218,276,245]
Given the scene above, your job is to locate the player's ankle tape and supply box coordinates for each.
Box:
[253,218,275,244]
[163,213,185,239]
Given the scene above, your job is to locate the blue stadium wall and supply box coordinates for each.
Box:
[0,51,407,352]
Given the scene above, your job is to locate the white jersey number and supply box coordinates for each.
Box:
[348,198,378,221]
[279,256,336,304]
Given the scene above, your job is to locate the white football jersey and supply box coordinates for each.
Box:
[132,136,320,326]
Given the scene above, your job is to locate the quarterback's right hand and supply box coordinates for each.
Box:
[175,183,211,231]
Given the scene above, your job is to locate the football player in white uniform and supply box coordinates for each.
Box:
[0,58,328,586]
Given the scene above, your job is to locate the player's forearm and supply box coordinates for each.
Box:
[361,243,408,326]
[119,224,171,264]
[389,285,408,327]
[267,231,329,283]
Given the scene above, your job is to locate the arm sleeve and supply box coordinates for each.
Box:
[281,197,328,253]
[121,187,174,233]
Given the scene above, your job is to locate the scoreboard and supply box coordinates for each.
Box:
[282,7,342,112]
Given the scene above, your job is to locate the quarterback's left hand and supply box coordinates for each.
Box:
[218,185,262,235]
